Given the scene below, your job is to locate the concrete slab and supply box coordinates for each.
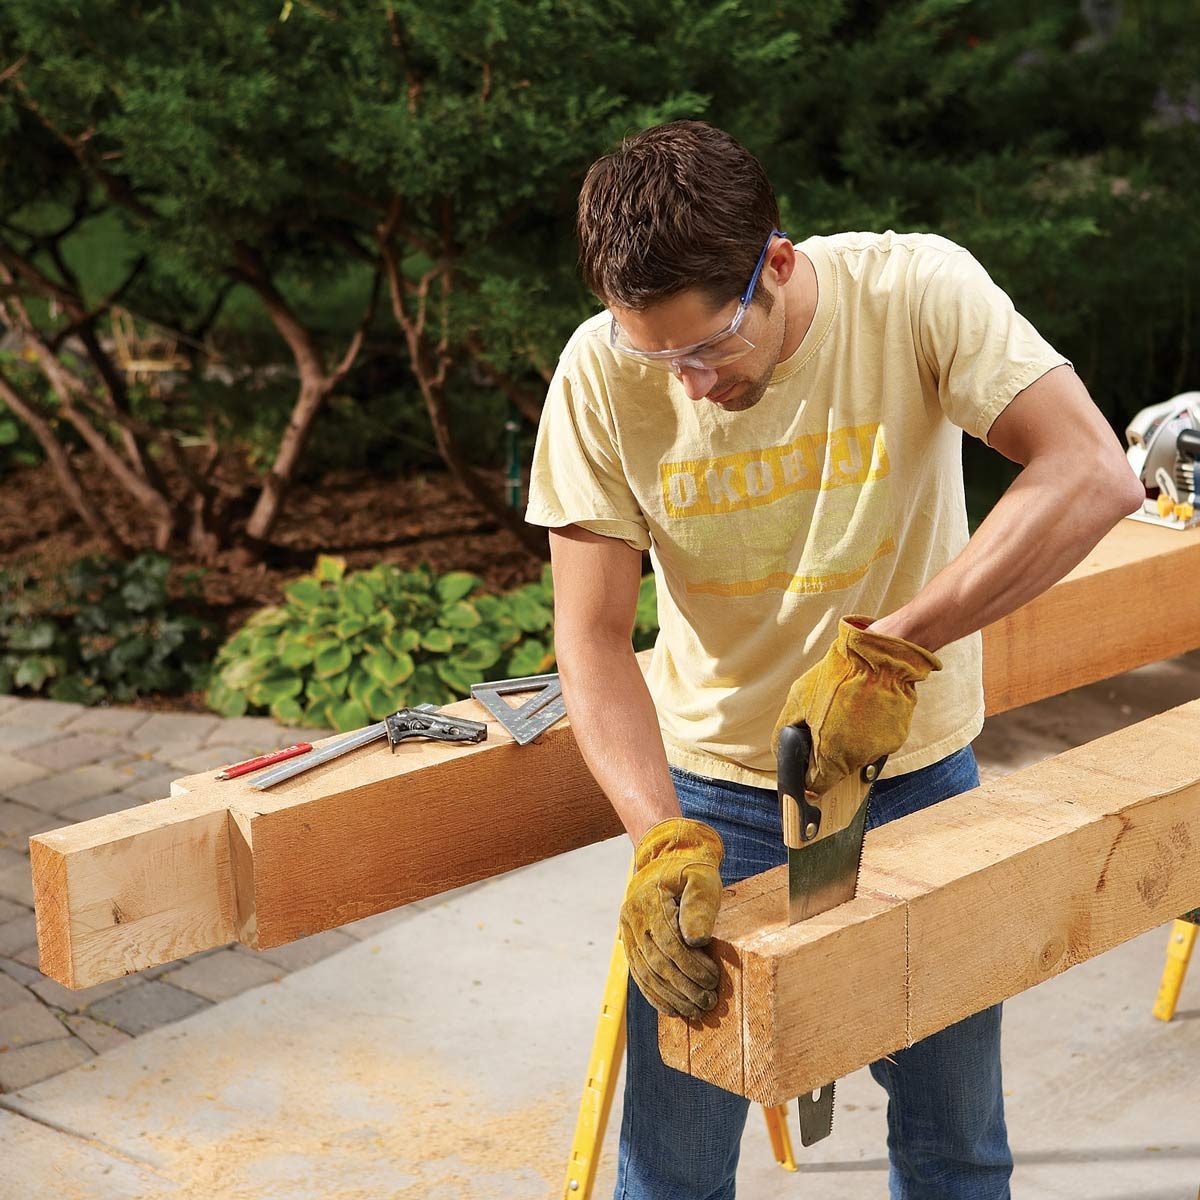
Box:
[0,1033,93,1092]
[0,1107,166,1199]
[3,835,1197,1198]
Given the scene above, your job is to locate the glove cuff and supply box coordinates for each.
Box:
[840,615,942,680]
[634,817,724,872]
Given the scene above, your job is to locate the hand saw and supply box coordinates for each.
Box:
[777,721,885,1146]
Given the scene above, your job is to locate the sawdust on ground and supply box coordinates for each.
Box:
[48,1035,576,1200]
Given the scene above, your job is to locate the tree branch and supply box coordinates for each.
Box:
[0,362,128,555]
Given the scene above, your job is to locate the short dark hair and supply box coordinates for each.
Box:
[577,120,780,313]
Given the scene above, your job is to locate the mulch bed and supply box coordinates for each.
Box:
[0,457,546,712]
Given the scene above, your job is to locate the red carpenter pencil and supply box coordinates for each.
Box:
[216,743,313,780]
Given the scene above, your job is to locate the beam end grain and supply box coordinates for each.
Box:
[31,799,238,989]
[30,837,72,989]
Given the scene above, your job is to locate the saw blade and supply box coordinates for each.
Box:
[797,1081,836,1147]
[787,791,871,924]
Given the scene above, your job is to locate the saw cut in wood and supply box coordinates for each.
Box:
[658,700,1200,1105]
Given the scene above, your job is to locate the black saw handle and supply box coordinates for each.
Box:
[777,721,822,849]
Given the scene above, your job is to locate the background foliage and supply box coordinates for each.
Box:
[0,554,218,703]
[0,0,1197,556]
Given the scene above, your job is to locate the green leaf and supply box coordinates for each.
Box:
[324,669,352,696]
[0,419,19,446]
[363,682,399,722]
[435,571,481,604]
[434,659,475,696]
[220,656,273,690]
[635,574,658,628]
[304,697,334,727]
[313,555,346,584]
[454,638,502,672]
[270,697,305,725]
[14,655,56,690]
[305,677,340,702]
[285,578,326,610]
[245,605,289,631]
[277,637,315,668]
[313,641,352,679]
[439,601,482,630]
[364,649,414,687]
[6,620,57,652]
[49,676,104,705]
[509,592,553,633]
[336,615,369,639]
[207,682,250,719]
[506,639,552,678]
[385,628,421,656]
[342,581,377,617]
[330,697,369,731]
[255,676,304,705]
[420,627,454,654]
[347,669,375,707]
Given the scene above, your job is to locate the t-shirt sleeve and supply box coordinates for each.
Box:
[525,360,651,552]
[916,248,1071,445]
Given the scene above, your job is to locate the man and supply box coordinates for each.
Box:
[525,120,1142,1199]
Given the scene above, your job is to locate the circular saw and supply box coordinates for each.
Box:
[1125,392,1200,529]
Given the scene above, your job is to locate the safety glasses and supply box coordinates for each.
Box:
[609,229,787,372]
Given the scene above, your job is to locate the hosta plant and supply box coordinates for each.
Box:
[206,557,559,730]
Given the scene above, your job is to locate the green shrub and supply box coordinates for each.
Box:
[207,556,661,730]
[0,351,51,475]
[0,554,218,704]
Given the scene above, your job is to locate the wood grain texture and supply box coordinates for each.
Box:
[659,700,1200,1105]
[29,520,1200,988]
[982,521,1200,714]
[33,696,621,986]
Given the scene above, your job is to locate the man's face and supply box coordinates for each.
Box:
[610,287,787,413]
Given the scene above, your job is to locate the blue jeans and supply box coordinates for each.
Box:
[615,746,1012,1200]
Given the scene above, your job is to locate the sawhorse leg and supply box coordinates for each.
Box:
[1153,916,1199,1022]
[563,929,796,1197]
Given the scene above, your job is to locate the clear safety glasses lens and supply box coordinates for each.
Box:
[609,322,756,372]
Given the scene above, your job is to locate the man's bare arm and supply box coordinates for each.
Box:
[549,525,679,842]
[871,365,1145,651]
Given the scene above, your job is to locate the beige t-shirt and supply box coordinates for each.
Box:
[526,231,1069,788]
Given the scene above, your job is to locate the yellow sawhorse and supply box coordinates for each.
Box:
[1152,911,1200,1022]
[563,927,796,1197]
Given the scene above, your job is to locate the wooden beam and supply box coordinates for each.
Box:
[658,701,1200,1105]
[29,520,1200,989]
[981,521,1200,714]
[32,709,620,988]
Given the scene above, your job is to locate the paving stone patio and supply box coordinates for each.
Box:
[0,699,396,1093]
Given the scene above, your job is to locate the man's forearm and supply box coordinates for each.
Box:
[556,631,680,843]
[871,454,1141,652]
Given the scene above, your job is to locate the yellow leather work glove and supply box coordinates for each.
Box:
[619,818,723,1019]
[772,616,942,797]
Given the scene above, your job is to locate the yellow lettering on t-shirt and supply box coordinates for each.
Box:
[659,423,889,519]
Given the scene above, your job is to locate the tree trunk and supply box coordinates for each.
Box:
[243,374,330,544]
[0,369,128,556]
